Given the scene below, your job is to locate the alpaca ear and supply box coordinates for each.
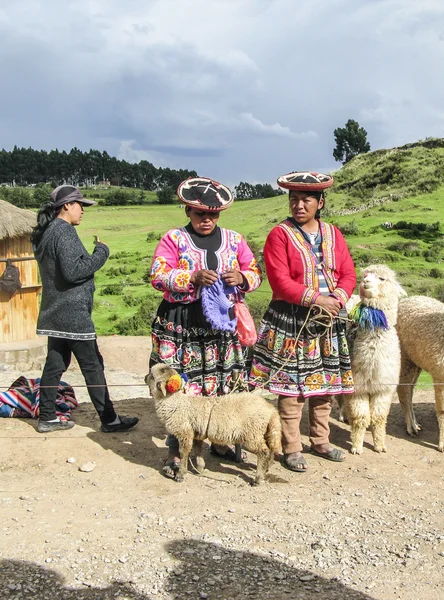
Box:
[396,282,408,298]
[157,381,167,397]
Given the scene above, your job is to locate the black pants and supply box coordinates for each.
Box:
[39,337,117,423]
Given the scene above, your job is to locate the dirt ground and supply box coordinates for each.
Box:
[0,336,443,600]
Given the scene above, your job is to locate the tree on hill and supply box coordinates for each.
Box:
[333,119,371,164]
[157,186,176,204]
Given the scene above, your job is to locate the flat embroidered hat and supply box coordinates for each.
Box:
[177,177,234,211]
[277,171,334,192]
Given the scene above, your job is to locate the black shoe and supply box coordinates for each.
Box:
[37,420,75,433]
[100,415,139,433]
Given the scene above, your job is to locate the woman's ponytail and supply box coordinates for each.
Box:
[30,200,59,248]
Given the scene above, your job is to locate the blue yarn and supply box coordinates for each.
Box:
[349,303,389,331]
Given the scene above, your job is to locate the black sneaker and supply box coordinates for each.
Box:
[37,420,75,433]
[100,415,139,433]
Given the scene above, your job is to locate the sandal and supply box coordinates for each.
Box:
[310,447,346,462]
[283,453,308,473]
[162,457,180,479]
[209,443,247,463]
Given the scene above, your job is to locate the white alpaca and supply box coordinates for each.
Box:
[397,295,444,452]
[345,264,405,454]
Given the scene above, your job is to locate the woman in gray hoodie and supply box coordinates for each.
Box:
[31,185,139,434]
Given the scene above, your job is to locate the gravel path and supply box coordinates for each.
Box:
[1,337,443,600]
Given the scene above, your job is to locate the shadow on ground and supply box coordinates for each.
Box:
[328,400,440,453]
[165,539,377,600]
[1,546,378,600]
[0,559,148,600]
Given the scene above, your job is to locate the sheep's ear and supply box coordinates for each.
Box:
[157,381,168,398]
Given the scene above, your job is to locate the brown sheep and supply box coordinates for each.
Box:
[145,363,282,485]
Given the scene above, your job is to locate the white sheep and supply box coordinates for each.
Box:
[344,264,405,454]
[396,295,444,452]
[145,363,282,485]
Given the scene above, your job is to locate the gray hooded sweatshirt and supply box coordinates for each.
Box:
[35,218,109,340]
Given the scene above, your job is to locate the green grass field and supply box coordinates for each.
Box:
[77,199,278,335]
[4,138,444,362]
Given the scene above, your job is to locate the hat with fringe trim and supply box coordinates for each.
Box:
[177,177,234,211]
[277,171,334,192]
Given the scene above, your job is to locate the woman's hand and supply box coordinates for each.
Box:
[221,270,244,287]
[314,295,342,317]
[190,269,219,287]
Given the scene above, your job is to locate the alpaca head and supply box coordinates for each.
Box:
[359,264,406,312]
[145,364,183,400]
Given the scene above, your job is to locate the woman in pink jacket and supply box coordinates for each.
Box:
[150,177,262,477]
[251,172,356,473]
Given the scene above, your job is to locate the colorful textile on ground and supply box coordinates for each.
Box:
[150,299,250,396]
[349,303,389,331]
[201,278,237,332]
[250,300,354,398]
[0,376,78,419]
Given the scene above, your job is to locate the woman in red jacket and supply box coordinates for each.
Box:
[251,172,356,473]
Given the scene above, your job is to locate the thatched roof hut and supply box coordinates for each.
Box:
[0,199,41,345]
[0,199,37,239]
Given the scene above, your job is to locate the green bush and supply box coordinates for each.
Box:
[387,241,422,256]
[429,268,443,278]
[103,189,138,206]
[115,295,160,335]
[2,187,35,208]
[122,293,140,307]
[157,186,176,205]
[100,284,122,296]
[146,231,162,242]
[109,251,131,260]
[338,220,360,235]
[434,283,444,303]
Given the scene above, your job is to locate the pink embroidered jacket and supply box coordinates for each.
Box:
[150,227,262,303]
[264,219,356,307]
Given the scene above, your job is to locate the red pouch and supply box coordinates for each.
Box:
[234,301,257,346]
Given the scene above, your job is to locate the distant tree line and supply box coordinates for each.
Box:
[0,146,197,190]
[234,182,285,200]
[0,145,287,208]
[0,184,157,209]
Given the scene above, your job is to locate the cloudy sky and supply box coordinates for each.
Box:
[1,0,444,187]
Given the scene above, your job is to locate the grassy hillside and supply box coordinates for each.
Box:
[72,137,444,337]
[326,138,444,297]
[3,137,444,347]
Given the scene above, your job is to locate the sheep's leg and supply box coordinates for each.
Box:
[175,433,194,482]
[434,385,444,452]
[369,393,392,453]
[254,450,269,486]
[336,395,348,423]
[266,449,275,473]
[193,439,206,473]
[346,394,370,455]
[398,353,422,436]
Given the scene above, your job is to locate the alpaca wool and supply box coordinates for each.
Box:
[349,303,389,331]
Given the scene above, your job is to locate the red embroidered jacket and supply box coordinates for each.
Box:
[264,219,356,307]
